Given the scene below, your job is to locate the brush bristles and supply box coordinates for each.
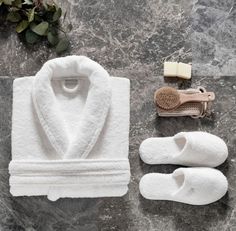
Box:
[155,87,180,110]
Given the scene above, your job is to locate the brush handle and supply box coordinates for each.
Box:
[180,92,215,104]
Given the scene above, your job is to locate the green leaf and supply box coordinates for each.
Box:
[16,20,29,33]
[49,26,57,35]
[29,21,36,30]
[6,11,21,22]
[52,7,62,22]
[56,38,69,54]
[47,31,59,46]
[27,7,35,22]
[31,21,48,36]
[12,0,22,8]
[25,29,40,44]
[22,0,32,5]
[3,0,14,5]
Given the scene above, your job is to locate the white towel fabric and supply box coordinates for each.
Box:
[139,167,228,205]
[9,55,130,201]
[139,132,228,167]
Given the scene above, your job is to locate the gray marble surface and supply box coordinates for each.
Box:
[191,0,236,76]
[0,0,192,77]
[0,0,236,230]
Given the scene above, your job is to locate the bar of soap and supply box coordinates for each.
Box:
[164,62,178,77]
[177,62,191,79]
[163,61,192,79]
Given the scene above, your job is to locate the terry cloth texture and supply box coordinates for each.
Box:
[9,55,130,201]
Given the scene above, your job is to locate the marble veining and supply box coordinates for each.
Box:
[191,0,236,76]
[0,0,235,230]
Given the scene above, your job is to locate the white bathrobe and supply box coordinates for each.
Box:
[9,56,130,201]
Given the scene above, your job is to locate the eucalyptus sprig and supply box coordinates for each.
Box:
[0,0,71,54]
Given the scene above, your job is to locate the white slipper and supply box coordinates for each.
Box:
[139,167,228,205]
[139,132,228,167]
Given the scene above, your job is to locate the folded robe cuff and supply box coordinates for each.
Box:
[9,159,130,201]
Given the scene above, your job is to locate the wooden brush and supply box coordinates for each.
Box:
[154,87,215,110]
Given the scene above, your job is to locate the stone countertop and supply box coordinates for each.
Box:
[192,0,236,76]
[0,0,235,230]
